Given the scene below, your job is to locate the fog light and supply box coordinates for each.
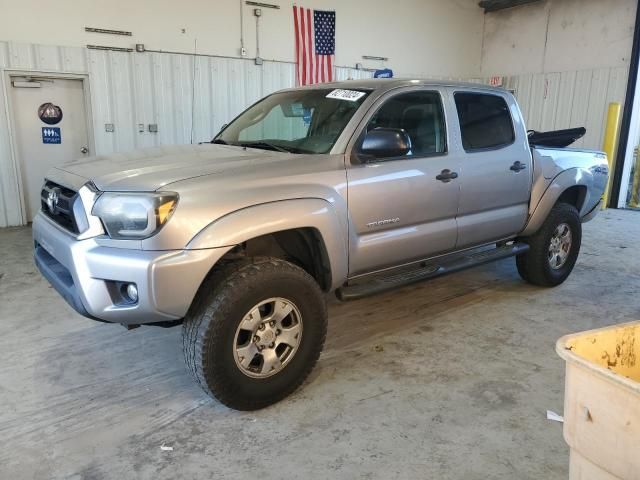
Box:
[126,283,138,303]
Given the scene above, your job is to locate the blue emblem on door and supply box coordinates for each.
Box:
[42,127,61,144]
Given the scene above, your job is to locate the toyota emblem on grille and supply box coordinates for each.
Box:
[46,187,61,214]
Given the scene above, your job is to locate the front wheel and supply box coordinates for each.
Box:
[182,258,327,410]
[516,202,582,287]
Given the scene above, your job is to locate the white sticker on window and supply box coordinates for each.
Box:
[326,89,366,102]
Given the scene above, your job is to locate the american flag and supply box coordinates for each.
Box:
[293,6,335,85]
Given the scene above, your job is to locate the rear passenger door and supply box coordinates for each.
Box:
[450,89,531,249]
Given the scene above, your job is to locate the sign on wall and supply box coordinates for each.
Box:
[374,68,393,78]
[42,127,61,144]
[38,103,63,125]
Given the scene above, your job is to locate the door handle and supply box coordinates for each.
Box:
[436,169,459,182]
[510,161,527,172]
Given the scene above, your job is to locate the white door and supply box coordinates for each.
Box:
[10,77,90,221]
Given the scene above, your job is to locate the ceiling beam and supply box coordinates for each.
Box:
[478,0,542,13]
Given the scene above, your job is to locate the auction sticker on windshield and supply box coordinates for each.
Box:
[326,89,366,102]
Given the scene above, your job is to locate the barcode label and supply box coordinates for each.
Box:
[326,89,366,102]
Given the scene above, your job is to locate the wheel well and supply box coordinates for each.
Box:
[219,228,332,291]
[557,185,587,212]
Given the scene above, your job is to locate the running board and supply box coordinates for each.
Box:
[336,242,529,301]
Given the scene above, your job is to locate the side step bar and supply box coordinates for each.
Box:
[336,242,529,301]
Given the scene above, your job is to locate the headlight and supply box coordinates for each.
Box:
[92,192,178,239]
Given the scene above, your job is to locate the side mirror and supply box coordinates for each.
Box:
[360,127,411,159]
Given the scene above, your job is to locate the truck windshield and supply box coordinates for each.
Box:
[213,88,370,154]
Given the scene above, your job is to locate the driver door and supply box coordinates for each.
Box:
[346,88,460,276]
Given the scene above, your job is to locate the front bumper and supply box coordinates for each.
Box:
[33,213,230,325]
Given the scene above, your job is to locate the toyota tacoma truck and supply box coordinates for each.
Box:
[33,79,609,410]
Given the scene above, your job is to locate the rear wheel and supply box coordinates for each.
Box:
[182,257,327,410]
[516,202,582,287]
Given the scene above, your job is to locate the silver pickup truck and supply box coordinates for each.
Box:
[33,79,608,410]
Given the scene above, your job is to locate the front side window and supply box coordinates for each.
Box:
[454,92,515,150]
[364,91,446,157]
[215,88,370,154]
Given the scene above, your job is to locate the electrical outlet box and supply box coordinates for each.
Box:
[255,56,263,66]
[254,8,262,16]
[148,124,158,133]
[241,47,247,57]
[105,123,114,132]
[138,123,144,133]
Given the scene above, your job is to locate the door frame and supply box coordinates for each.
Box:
[2,70,95,224]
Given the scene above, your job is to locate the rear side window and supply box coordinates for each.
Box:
[454,93,514,151]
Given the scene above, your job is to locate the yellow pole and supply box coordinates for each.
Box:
[629,147,640,208]
[601,102,622,209]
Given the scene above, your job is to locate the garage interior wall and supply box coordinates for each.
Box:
[481,0,635,76]
[0,0,485,78]
[480,0,636,149]
[497,67,629,150]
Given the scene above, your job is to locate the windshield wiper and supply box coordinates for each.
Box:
[211,138,228,145]
[239,141,295,153]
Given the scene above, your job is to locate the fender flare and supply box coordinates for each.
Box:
[520,168,594,237]
[186,198,348,290]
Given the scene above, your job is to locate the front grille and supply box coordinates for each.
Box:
[41,181,80,234]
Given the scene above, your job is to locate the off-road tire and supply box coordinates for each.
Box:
[516,202,582,287]
[182,257,327,410]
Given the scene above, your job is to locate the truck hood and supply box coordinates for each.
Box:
[55,144,293,191]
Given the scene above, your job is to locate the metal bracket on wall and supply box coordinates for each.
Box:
[85,27,132,36]
[362,56,389,62]
[87,45,134,52]
[245,1,279,9]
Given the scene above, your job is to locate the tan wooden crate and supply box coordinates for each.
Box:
[557,322,640,480]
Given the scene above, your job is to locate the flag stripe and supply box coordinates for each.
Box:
[293,6,301,86]
[299,8,307,86]
[323,56,328,83]
[306,8,313,84]
[315,47,320,84]
[299,6,305,84]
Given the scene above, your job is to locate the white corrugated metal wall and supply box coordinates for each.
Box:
[500,67,629,149]
[434,68,628,150]
[0,41,629,227]
[416,68,629,198]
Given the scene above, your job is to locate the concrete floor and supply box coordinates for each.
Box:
[0,209,638,479]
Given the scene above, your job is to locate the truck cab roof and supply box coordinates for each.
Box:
[289,78,507,93]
